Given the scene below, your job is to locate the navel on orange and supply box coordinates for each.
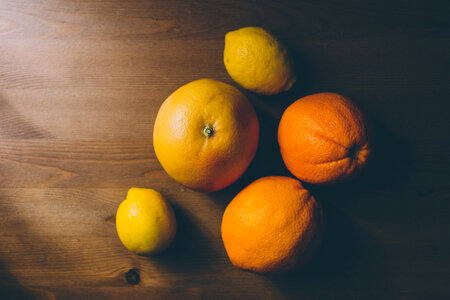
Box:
[221,176,324,274]
[153,79,259,192]
[278,92,371,184]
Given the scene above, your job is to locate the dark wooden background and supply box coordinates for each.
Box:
[0,0,449,299]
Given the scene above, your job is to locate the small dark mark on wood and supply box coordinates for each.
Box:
[125,269,140,285]
[104,215,116,223]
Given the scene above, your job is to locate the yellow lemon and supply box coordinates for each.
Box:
[116,188,177,255]
[224,27,296,95]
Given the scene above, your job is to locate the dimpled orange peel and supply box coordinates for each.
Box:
[221,176,324,274]
[278,92,371,184]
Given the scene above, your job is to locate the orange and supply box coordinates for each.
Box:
[278,92,370,184]
[153,79,259,192]
[221,176,324,274]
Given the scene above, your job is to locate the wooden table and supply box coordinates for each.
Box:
[0,0,449,299]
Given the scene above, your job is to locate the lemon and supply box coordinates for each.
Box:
[224,27,296,95]
[116,188,177,255]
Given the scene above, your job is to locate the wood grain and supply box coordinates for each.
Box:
[0,0,449,299]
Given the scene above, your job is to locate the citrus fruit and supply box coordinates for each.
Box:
[221,176,324,274]
[116,187,177,255]
[224,26,296,95]
[278,92,371,184]
[153,79,259,192]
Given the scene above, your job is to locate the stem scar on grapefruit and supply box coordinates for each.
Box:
[153,79,259,192]
[278,92,371,184]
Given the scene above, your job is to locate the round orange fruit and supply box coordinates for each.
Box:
[153,79,259,192]
[221,176,324,274]
[278,92,371,184]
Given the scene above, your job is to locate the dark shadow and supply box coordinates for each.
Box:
[241,33,316,117]
[267,114,411,297]
[269,202,392,298]
[147,200,221,274]
[0,285,46,300]
[0,202,26,299]
[211,90,292,208]
[0,261,30,300]
[0,206,53,300]
[305,115,413,200]
[214,61,412,296]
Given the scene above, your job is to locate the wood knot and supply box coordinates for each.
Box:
[125,269,140,285]
[104,215,116,223]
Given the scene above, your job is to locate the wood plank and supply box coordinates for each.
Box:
[0,38,448,93]
[0,0,448,40]
[0,187,225,285]
[0,187,448,297]
[0,89,162,140]
[0,139,164,188]
[0,40,226,90]
[0,138,447,188]
[0,38,448,142]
